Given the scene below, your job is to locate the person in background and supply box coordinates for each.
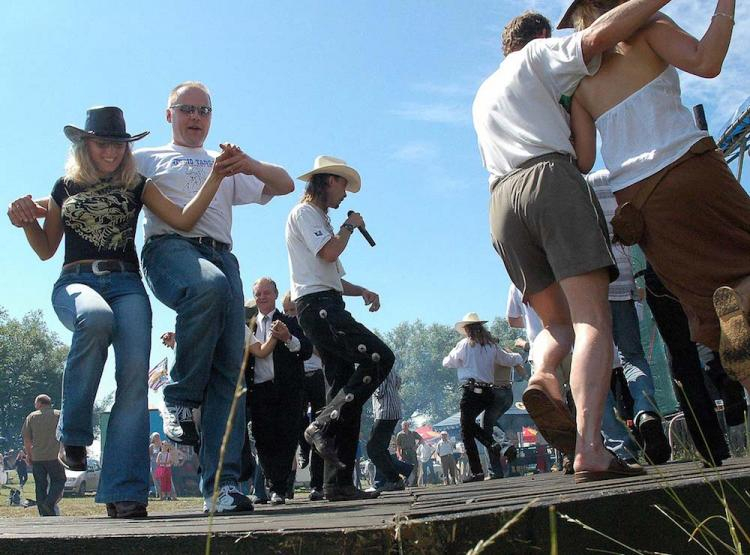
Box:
[435,432,459,485]
[443,313,525,482]
[156,443,175,501]
[21,394,65,516]
[395,421,423,487]
[149,433,163,498]
[15,450,28,489]
[416,440,437,486]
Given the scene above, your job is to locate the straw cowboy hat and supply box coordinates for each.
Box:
[297,155,361,193]
[557,0,584,29]
[454,312,488,335]
[64,106,149,143]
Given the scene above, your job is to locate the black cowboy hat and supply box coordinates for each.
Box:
[63,106,149,143]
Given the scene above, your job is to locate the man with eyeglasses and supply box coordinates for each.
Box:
[134,81,294,514]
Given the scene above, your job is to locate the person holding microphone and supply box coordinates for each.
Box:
[285,155,395,502]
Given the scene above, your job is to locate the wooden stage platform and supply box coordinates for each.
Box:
[2,458,749,554]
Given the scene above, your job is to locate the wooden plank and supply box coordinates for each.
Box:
[1,458,748,554]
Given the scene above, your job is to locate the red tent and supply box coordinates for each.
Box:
[415,425,441,441]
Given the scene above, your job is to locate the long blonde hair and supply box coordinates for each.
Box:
[571,0,621,31]
[63,140,141,189]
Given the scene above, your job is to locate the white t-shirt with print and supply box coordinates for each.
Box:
[134,143,271,247]
[472,33,600,182]
[286,203,345,301]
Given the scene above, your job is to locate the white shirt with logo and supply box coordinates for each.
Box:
[286,202,345,301]
[134,143,271,247]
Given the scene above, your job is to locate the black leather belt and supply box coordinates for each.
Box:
[150,234,231,252]
[461,379,494,390]
[61,260,140,276]
[188,236,230,251]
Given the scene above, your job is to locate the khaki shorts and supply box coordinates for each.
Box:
[489,153,617,297]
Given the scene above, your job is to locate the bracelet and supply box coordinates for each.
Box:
[712,12,735,24]
[340,223,355,234]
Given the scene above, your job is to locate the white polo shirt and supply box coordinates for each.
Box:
[472,32,600,183]
[286,202,345,301]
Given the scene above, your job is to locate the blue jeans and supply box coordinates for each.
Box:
[142,235,246,496]
[610,300,658,419]
[52,271,151,504]
[601,392,638,459]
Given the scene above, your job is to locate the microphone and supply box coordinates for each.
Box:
[347,210,376,247]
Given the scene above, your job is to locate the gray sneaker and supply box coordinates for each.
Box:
[164,403,199,446]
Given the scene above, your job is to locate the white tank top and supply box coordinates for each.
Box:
[595,66,707,192]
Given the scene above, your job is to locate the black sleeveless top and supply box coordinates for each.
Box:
[50,175,147,266]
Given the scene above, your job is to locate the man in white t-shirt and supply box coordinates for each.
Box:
[472,2,670,482]
[285,155,395,502]
[134,81,294,513]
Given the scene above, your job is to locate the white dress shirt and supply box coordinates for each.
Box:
[251,308,301,384]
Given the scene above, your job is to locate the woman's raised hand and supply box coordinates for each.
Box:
[7,195,47,227]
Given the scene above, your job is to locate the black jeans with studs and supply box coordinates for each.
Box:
[296,291,395,488]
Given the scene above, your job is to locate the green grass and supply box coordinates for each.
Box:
[0,474,205,518]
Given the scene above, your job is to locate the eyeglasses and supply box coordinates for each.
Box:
[170,104,212,117]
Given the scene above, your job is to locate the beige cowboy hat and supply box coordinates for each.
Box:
[557,0,584,29]
[454,312,488,335]
[297,155,361,193]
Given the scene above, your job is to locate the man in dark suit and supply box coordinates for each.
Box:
[246,277,313,505]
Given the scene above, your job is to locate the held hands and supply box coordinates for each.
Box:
[213,143,258,177]
[270,320,291,342]
[362,289,380,312]
[7,195,47,227]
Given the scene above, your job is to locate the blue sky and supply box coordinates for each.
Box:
[1,0,747,404]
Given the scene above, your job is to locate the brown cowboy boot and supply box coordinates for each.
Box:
[713,276,750,384]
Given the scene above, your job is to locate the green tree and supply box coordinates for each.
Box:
[0,308,68,446]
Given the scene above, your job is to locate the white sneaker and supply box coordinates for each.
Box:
[270,492,285,505]
[203,485,254,514]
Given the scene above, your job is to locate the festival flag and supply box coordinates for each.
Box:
[148,357,170,391]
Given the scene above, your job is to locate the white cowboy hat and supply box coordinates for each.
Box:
[297,155,361,193]
[454,312,488,334]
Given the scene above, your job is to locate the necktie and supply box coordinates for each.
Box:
[261,315,270,341]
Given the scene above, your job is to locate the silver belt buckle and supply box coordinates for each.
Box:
[473,387,483,394]
[92,260,111,276]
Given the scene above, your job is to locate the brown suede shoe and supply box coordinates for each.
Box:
[714,286,750,383]
[574,457,646,484]
[522,384,576,456]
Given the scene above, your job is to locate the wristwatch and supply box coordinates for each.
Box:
[341,223,355,234]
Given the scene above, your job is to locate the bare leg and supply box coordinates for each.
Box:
[526,282,575,403]
[558,269,615,473]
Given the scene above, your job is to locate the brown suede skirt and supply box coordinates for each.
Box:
[615,147,750,350]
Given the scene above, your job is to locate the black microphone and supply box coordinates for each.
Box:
[347,210,376,247]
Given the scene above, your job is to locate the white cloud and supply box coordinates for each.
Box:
[392,142,439,162]
[389,102,470,125]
